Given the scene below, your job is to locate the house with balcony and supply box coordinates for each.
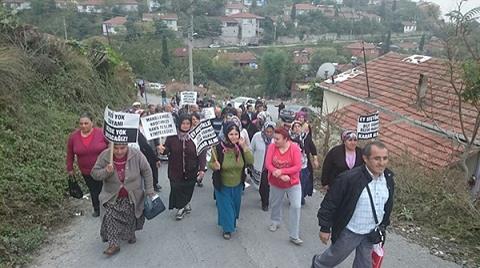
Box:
[219,12,264,45]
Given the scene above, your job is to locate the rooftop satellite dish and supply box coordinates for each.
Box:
[316,63,336,79]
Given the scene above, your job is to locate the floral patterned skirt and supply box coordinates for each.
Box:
[100,197,145,246]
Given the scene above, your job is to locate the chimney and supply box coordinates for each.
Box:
[416,73,428,108]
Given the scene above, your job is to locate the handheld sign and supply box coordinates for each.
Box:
[189,120,219,155]
[104,106,140,143]
[203,107,216,120]
[357,111,379,140]
[180,91,197,106]
[141,112,177,140]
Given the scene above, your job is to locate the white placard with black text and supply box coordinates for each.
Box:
[357,111,379,140]
[103,107,139,143]
[180,91,197,106]
[141,113,177,140]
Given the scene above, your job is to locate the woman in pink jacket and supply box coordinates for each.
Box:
[66,112,108,217]
[264,127,303,245]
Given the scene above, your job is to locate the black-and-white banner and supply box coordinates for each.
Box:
[189,120,219,155]
[357,111,379,140]
[180,91,197,106]
[203,107,216,120]
[104,107,139,143]
[141,112,177,140]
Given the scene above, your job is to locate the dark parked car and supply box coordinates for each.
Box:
[279,105,315,123]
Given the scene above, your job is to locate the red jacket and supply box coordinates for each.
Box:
[66,128,108,175]
[265,142,302,188]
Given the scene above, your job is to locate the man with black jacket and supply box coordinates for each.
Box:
[312,141,394,268]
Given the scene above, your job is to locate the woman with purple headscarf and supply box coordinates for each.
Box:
[320,130,364,190]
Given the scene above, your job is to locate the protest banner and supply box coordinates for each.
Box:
[189,120,219,155]
[357,111,380,140]
[203,107,216,120]
[103,106,140,143]
[180,91,197,106]
[141,112,177,140]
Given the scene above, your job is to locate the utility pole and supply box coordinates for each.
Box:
[63,17,68,41]
[362,40,371,98]
[188,14,194,91]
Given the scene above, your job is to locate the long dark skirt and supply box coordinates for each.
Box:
[100,198,145,247]
[169,178,196,210]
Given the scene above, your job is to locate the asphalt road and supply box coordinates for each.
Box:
[31,164,459,268]
[31,94,461,267]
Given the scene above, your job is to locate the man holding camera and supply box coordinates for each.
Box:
[312,141,395,268]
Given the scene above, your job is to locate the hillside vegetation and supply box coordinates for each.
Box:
[0,10,135,266]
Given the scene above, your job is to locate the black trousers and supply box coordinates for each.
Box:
[82,174,102,212]
[259,170,269,207]
[149,162,159,186]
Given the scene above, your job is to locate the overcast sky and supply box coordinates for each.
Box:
[414,0,480,18]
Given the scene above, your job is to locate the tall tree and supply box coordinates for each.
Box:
[433,4,480,200]
[161,35,170,67]
[261,49,288,97]
[418,33,426,52]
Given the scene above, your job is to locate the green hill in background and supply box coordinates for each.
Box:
[0,10,135,266]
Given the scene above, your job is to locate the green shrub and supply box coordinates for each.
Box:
[0,16,135,266]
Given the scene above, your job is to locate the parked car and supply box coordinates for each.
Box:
[231,97,256,108]
[279,105,315,123]
[208,43,220,48]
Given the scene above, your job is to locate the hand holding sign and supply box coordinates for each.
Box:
[106,164,114,174]
[212,161,221,171]
[157,144,166,154]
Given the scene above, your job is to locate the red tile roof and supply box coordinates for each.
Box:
[103,16,127,26]
[159,13,178,20]
[322,52,478,168]
[295,3,319,10]
[227,12,264,19]
[220,51,256,64]
[225,3,247,9]
[329,102,462,168]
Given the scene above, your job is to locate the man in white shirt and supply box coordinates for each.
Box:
[312,141,395,268]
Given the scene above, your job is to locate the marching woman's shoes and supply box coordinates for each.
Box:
[103,245,120,256]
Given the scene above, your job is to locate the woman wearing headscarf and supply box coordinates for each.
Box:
[249,121,276,211]
[91,143,154,256]
[290,120,311,205]
[209,122,254,240]
[66,112,108,217]
[158,114,206,220]
[295,111,319,200]
[320,130,363,189]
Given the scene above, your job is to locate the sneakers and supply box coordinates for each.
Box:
[289,237,303,246]
[153,185,161,192]
[261,205,269,212]
[269,223,279,232]
[175,208,186,220]
[196,182,203,187]
[184,204,192,214]
[223,232,231,240]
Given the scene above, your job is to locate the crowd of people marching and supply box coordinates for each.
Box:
[66,93,394,268]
